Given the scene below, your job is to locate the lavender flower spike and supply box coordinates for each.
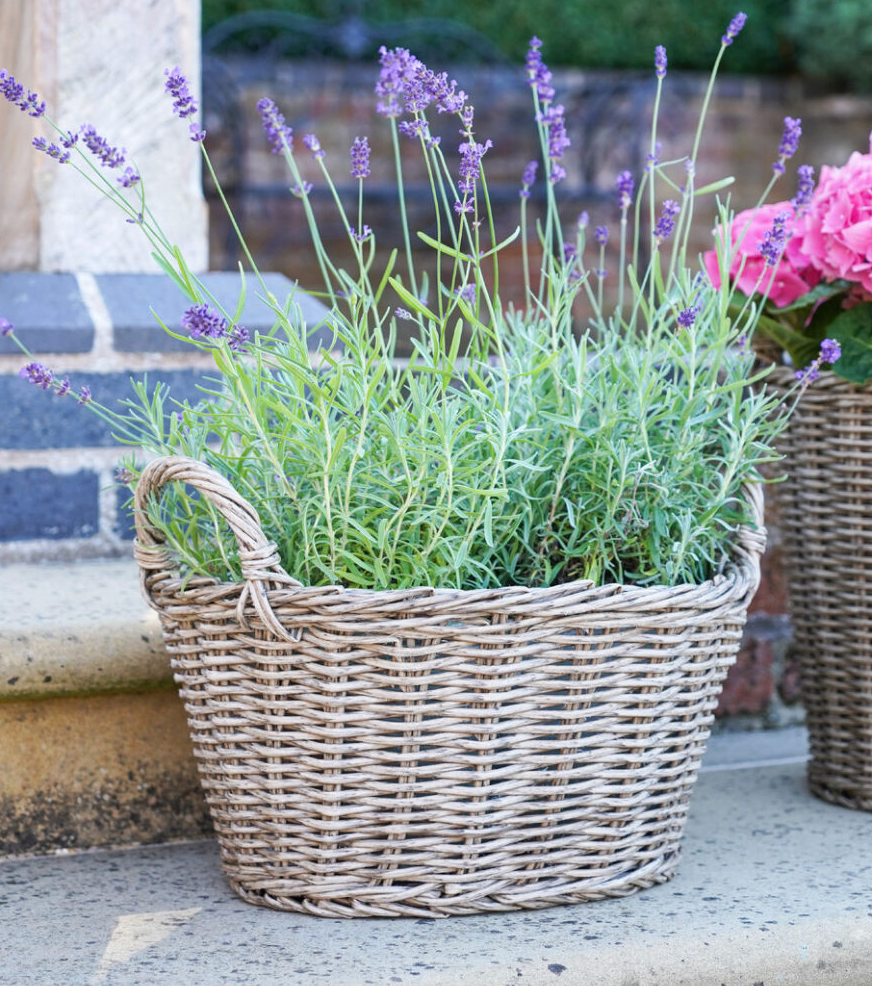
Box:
[820,338,842,365]
[773,117,801,175]
[0,70,45,117]
[19,361,55,390]
[80,125,125,169]
[526,37,555,102]
[350,136,371,178]
[722,12,747,46]
[792,164,815,214]
[375,46,421,118]
[594,225,609,246]
[795,339,841,387]
[677,305,700,329]
[758,210,790,266]
[455,138,492,211]
[519,159,538,198]
[304,134,325,159]
[257,97,293,154]
[0,318,13,337]
[32,137,71,165]
[653,200,680,242]
[616,170,634,210]
[655,46,668,80]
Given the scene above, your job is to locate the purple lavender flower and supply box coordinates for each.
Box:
[291,181,313,197]
[460,104,475,136]
[538,103,570,184]
[60,131,78,149]
[114,466,136,485]
[55,377,71,398]
[646,142,663,173]
[77,386,92,405]
[375,46,421,118]
[773,117,801,175]
[653,200,680,242]
[519,160,538,199]
[722,12,747,46]
[80,125,125,169]
[257,97,293,154]
[455,139,492,211]
[795,339,841,386]
[738,333,748,356]
[425,70,468,116]
[32,137,71,164]
[0,318,12,337]
[164,67,198,119]
[677,305,700,328]
[19,361,55,390]
[594,225,609,246]
[616,170,634,209]
[180,304,248,352]
[394,308,413,320]
[350,225,373,243]
[577,211,589,230]
[455,283,477,304]
[0,71,44,117]
[117,166,140,188]
[655,46,668,80]
[820,338,842,364]
[350,136,371,178]
[759,210,790,266]
[181,304,224,341]
[526,38,555,102]
[304,134,325,159]
[0,70,24,108]
[228,324,249,353]
[792,164,815,214]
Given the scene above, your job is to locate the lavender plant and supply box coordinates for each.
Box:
[0,16,834,589]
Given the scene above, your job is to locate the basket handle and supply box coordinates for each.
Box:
[133,455,302,641]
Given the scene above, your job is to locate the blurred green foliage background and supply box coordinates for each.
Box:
[202,0,872,90]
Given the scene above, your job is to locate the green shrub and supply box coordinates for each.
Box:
[203,0,793,74]
[790,0,872,91]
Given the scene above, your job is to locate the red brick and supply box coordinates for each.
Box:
[717,638,775,717]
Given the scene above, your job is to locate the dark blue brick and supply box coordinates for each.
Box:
[115,484,136,542]
[99,272,329,352]
[0,273,94,354]
[0,369,210,450]
[0,469,98,540]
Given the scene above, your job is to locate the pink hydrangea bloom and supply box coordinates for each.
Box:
[703,202,820,307]
[798,132,872,297]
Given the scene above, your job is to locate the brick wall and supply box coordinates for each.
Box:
[0,271,323,563]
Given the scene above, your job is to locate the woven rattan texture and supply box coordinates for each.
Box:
[767,367,872,811]
[134,456,765,916]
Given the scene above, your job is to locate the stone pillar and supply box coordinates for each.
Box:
[0,0,207,273]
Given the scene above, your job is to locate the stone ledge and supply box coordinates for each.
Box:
[0,560,167,701]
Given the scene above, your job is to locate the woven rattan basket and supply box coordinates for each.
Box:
[133,455,765,917]
[766,365,872,811]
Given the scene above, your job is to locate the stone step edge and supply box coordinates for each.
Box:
[0,560,169,701]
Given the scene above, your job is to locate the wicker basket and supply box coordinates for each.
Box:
[766,365,872,811]
[133,455,765,917]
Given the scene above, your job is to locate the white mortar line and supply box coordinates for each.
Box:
[75,272,115,358]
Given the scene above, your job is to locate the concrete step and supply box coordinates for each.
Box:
[6,728,871,986]
[0,561,211,854]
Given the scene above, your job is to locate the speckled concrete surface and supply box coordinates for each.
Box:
[0,561,166,700]
[2,727,870,986]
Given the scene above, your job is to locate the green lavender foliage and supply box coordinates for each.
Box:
[122,256,784,590]
[11,30,799,590]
